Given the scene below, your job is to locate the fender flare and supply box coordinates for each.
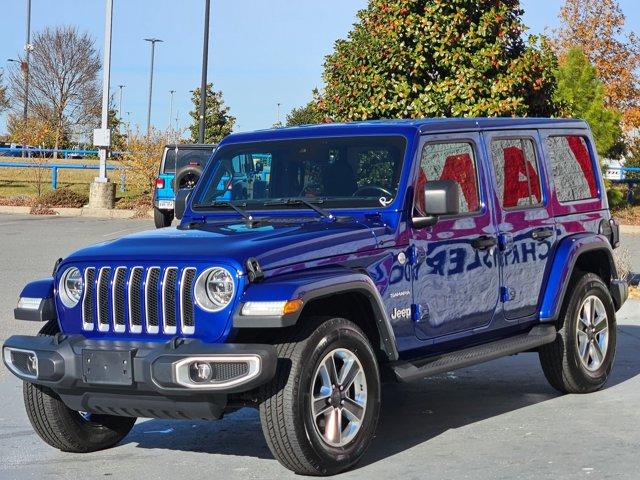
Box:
[539,233,618,322]
[233,270,399,361]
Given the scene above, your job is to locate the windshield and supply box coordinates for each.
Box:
[162,146,215,174]
[192,135,407,210]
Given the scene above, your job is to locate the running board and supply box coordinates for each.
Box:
[393,325,557,383]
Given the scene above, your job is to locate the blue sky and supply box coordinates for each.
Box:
[1,0,638,136]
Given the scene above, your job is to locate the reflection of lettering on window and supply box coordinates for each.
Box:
[546,136,597,202]
[491,138,542,208]
[420,143,480,214]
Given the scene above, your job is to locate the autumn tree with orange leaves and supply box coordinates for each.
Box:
[553,0,640,130]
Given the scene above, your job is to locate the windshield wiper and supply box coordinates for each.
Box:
[195,201,267,228]
[264,198,335,221]
[203,201,253,221]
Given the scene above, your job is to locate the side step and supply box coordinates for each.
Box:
[393,325,557,383]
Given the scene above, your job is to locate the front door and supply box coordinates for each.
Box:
[411,134,501,341]
[484,131,556,319]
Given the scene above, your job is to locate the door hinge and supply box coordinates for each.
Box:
[498,233,514,251]
[408,245,427,265]
[411,304,429,323]
[501,287,515,303]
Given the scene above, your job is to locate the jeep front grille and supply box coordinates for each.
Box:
[81,265,196,335]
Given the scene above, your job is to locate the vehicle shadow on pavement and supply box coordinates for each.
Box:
[124,325,640,468]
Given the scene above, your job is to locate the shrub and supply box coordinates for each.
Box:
[120,128,169,201]
[0,195,33,206]
[29,204,57,215]
[607,187,626,209]
[37,188,88,208]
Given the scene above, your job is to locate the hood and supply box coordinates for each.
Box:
[65,219,383,272]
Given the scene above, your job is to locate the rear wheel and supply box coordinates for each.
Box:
[154,207,174,228]
[259,317,381,476]
[22,320,136,453]
[539,272,617,394]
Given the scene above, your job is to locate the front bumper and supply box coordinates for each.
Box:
[3,335,276,420]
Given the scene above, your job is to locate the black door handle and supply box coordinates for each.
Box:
[471,235,497,251]
[531,227,554,241]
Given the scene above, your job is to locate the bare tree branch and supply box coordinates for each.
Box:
[8,25,101,149]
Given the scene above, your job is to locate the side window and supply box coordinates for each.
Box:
[490,138,542,208]
[546,136,598,202]
[417,142,480,215]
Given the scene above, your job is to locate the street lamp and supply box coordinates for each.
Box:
[144,37,163,136]
[169,89,175,132]
[198,0,211,144]
[89,0,115,209]
[23,0,32,126]
[117,84,125,124]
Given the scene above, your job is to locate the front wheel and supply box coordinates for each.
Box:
[23,319,136,452]
[539,272,617,394]
[24,383,136,453]
[259,317,381,476]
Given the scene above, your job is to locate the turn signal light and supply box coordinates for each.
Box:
[283,299,304,314]
[241,299,304,316]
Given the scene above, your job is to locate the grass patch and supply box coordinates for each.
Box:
[0,157,144,202]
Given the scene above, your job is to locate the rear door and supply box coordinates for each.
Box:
[484,130,556,319]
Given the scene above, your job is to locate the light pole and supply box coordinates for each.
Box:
[89,0,115,209]
[144,38,162,136]
[169,89,175,132]
[277,102,282,126]
[198,0,211,144]
[117,84,125,124]
[23,0,32,125]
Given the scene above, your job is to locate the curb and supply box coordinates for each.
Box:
[0,205,152,219]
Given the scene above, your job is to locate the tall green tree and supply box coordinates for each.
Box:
[107,108,127,151]
[555,48,624,158]
[624,137,640,180]
[188,84,235,144]
[286,102,323,126]
[320,0,560,121]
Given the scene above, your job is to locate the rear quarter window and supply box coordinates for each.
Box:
[546,136,598,202]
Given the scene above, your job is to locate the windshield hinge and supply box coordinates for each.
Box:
[246,258,264,283]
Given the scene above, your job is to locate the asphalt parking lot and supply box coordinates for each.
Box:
[0,213,639,480]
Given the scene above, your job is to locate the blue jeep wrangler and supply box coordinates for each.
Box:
[3,119,628,475]
[153,144,216,228]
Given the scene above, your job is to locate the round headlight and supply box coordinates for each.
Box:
[59,267,83,308]
[195,267,235,312]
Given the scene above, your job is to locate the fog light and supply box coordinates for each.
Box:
[171,355,262,389]
[189,361,213,383]
[3,347,38,380]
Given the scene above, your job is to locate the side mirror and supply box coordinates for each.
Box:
[412,180,460,229]
[175,189,191,220]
